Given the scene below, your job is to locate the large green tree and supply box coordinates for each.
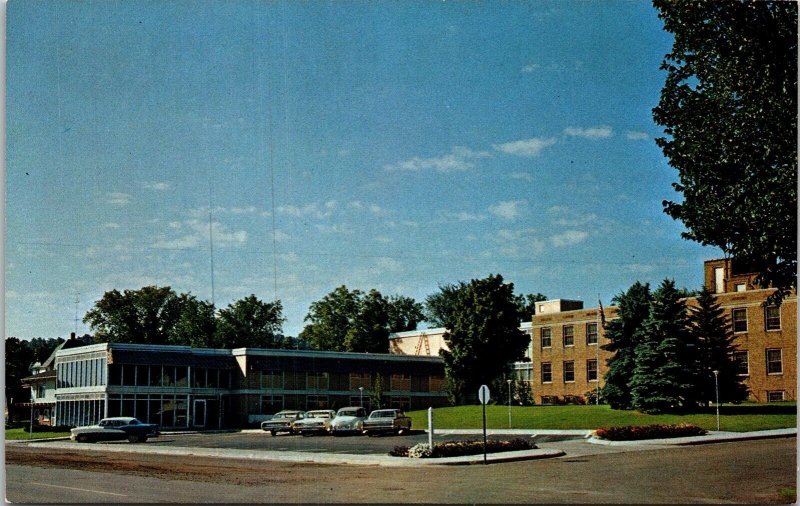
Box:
[83,286,216,346]
[426,282,546,328]
[653,1,798,296]
[515,292,548,322]
[601,282,652,410]
[215,295,288,349]
[630,279,698,413]
[439,274,529,404]
[300,286,423,353]
[690,286,748,404]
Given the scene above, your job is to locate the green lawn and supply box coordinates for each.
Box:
[408,403,797,432]
[4,428,72,440]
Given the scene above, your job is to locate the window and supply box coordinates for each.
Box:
[261,395,284,414]
[586,359,598,382]
[390,396,411,411]
[735,283,746,292]
[306,372,329,390]
[136,365,149,386]
[430,376,447,392]
[563,326,574,347]
[586,322,598,345]
[766,349,782,375]
[261,370,283,389]
[306,395,329,410]
[390,374,411,391]
[732,351,749,376]
[767,391,785,402]
[192,368,207,388]
[541,363,552,383]
[563,361,575,382]
[540,396,556,405]
[349,373,371,390]
[122,364,136,386]
[765,306,781,331]
[540,328,552,348]
[731,308,748,333]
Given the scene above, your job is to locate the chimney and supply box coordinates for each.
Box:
[70,332,76,341]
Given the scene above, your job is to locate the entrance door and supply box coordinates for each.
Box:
[193,400,207,428]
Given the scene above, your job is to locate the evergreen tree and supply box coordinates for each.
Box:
[690,286,748,404]
[371,374,385,409]
[601,282,652,409]
[631,279,697,413]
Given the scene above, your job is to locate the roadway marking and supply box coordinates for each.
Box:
[30,482,128,497]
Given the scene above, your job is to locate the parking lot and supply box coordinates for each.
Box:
[142,430,571,455]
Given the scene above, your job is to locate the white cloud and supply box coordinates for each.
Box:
[439,210,487,222]
[489,200,526,220]
[141,181,172,191]
[106,192,131,206]
[273,230,291,242]
[510,172,534,182]
[277,202,335,219]
[384,146,491,173]
[563,126,614,139]
[550,230,588,247]
[314,223,353,234]
[374,236,392,244]
[521,63,541,73]
[493,137,557,157]
[102,222,120,229]
[151,219,248,250]
[547,206,598,227]
[625,131,649,141]
[374,257,403,272]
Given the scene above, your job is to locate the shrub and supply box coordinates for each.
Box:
[594,423,707,441]
[388,438,537,458]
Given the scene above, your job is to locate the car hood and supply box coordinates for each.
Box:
[296,417,330,424]
[332,416,362,424]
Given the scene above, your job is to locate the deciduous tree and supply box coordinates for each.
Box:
[215,295,287,349]
[653,1,797,297]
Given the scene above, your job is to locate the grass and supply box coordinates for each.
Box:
[408,402,796,433]
[4,428,72,440]
[778,488,796,503]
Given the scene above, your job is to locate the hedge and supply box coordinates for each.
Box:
[594,423,707,441]
[389,438,537,458]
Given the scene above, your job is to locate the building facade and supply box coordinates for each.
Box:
[48,343,449,429]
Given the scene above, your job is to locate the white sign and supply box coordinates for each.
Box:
[478,384,490,405]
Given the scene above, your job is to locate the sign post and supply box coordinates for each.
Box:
[427,407,434,448]
[478,384,490,465]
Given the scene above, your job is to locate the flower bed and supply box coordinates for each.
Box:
[389,438,537,458]
[594,423,707,441]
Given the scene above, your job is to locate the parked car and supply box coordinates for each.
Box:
[330,407,368,436]
[261,410,305,436]
[362,409,412,435]
[291,409,337,436]
[70,417,160,443]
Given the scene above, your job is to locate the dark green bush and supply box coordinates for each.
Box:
[594,423,707,441]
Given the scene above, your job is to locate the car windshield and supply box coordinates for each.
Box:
[370,410,396,418]
[274,412,299,419]
[307,411,331,418]
[337,410,361,417]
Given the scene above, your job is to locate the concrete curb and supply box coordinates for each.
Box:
[586,428,797,446]
[24,440,565,467]
[429,429,592,438]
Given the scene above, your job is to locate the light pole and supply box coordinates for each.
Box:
[712,370,720,431]
[358,387,364,408]
[507,379,512,429]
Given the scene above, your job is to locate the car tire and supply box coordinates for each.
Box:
[127,434,140,443]
[270,430,277,437]
[76,435,88,443]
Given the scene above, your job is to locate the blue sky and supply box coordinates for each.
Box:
[5,0,720,340]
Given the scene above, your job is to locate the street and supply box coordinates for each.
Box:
[5,436,795,503]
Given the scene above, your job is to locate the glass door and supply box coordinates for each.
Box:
[193,399,206,428]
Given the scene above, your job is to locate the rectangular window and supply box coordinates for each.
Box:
[163,366,177,387]
[735,283,746,292]
[149,365,162,387]
[261,370,284,390]
[349,373,371,390]
[540,328,552,348]
[136,365,149,387]
[306,372,329,390]
[563,361,575,382]
[306,395,329,410]
[541,363,552,383]
[390,396,411,411]
[175,366,188,388]
[207,369,219,389]
[390,374,411,391]
[766,349,783,375]
[563,326,574,347]
[192,368,207,388]
[429,376,447,392]
[586,322,598,345]
[765,306,781,331]
[261,395,284,414]
[586,359,598,382]
[122,364,136,386]
[767,391,785,402]
[732,351,749,376]
[731,308,748,333]
[108,364,122,386]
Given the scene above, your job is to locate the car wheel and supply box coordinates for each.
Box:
[127,434,141,443]
[76,434,88,443]
[270,430,277,437]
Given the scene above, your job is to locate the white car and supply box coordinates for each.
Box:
[330,406,368,436]
[291,409,337,436]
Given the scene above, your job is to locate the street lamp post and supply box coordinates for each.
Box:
[358,387,364,408]
[507,379,512,429]
[712,370,720,431]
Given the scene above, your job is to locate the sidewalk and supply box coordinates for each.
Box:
[24,440,565,466]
